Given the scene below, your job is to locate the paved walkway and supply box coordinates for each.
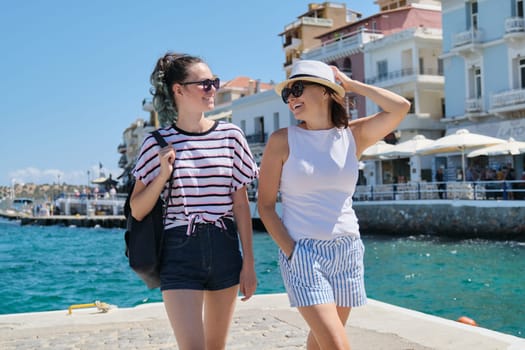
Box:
[0,294,523,349]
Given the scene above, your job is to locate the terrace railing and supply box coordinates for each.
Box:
[353,180,525,201]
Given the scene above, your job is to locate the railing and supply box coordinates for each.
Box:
[365,67,443,85]
[302,29,383,61]
[491,88,525,109]
[283,37,301,49]
[245,133,267,144]
[465,98,483,113]
[453,29,482,48]
[353,180,525,201]
[505,17,525,33]
[283,16,333,32]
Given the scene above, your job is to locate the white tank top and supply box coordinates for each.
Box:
[281,125,360,240]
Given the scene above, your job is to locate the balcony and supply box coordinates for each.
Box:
[397,113,443,132]
[283,16,333,32]
[465,98,483,113]
[504,17,525,42]
[490,88,525,116]
[245,132,267,145]
[283,56,300,69]
[451,30,483,55]
[365,67,443,85]
[283,37,302,51]
[302,29,383,61]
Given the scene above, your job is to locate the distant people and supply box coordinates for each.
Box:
[466,166,474,182]
[257,60,410,349]
[393,175,399,200]
[485,168,498,199]
[516,171,525,200]
[130,52,258,349]
[436,167,446,199]
[504,167,516,200]
[456,168,463,181]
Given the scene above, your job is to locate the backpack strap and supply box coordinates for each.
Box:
[149,130,173,226]
[151,130,168,148]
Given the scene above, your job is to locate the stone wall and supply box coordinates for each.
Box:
[354,200,525,241]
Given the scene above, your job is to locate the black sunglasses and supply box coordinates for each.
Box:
[281,80,314,104]
[181,77,220,92]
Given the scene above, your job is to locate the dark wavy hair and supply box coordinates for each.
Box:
[325,87,349,128]
[149,53,204,125]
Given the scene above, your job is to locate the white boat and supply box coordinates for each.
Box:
[54,192,126,216]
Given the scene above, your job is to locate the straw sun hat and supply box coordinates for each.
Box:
[274,60,346,99]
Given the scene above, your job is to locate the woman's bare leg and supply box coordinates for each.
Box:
[203,285,239,350]
[162,289,205,350]
[299,303,352,350]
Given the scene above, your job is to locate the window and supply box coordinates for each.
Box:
[273,112,280,130]
[469,66,482,98]
[475,67,482,98]
[377,60,388,80]
[438,59,444,75]
[255,116,265,143]
[343,58,352,78]
[518,0,524,18]
[470,1,478,30]
[519,58,525,89]
[240,120,246,133]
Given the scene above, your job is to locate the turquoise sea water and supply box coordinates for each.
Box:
[0,218,523,338]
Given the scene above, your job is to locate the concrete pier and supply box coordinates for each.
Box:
[0,294,523,349]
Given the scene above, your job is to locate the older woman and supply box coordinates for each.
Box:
[258,60,410,350]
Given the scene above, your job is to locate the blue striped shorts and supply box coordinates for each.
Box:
[278,236,367,308]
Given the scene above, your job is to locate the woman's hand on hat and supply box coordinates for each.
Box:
[330,65,352,91]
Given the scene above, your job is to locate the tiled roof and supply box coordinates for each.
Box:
[221,76,274,91]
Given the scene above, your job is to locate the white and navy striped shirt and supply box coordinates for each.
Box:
[133,121,259,229]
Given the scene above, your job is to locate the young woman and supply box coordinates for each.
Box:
[258,60,410,350]
[130,52,258,350]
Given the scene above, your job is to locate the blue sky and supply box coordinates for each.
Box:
[0,0,377,187]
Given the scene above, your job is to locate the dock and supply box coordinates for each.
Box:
[0,293,523,349]
[0,210,126,228]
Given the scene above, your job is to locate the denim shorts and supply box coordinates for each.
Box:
[160,220,242,291]
[279,236,367,308]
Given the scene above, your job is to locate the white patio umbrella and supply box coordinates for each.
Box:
[361,140,395,160]
[418,129,505,181]
[467,137,525,158]
[381,134,435,158]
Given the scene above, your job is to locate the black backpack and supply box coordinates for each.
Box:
[124,130,172,289]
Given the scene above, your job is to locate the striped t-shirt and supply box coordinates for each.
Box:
[133,121,259,229]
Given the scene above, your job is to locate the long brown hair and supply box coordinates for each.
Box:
[327,88,349,128]
[149,53,204,125]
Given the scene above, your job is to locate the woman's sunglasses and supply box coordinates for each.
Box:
[281,80,313,104]
[182,77,220,92]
